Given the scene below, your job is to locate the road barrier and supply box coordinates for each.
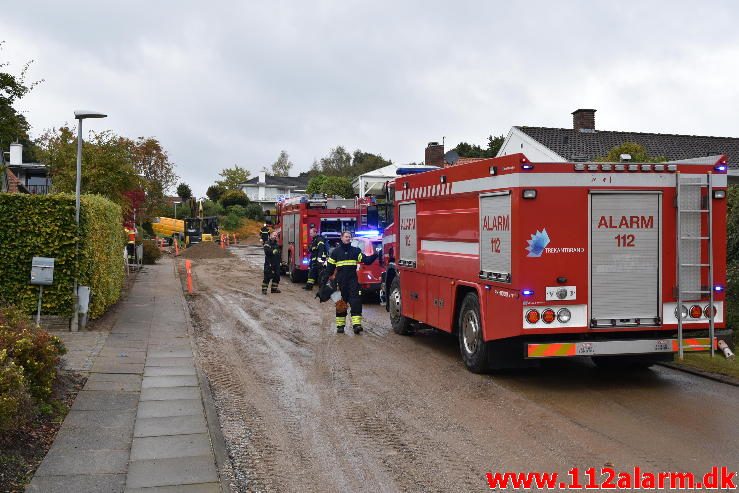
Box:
[185,259,193,294]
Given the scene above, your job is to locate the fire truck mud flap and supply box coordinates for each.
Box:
[526,337,717,359]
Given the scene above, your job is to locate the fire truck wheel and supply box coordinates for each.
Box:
[389,277,412,335]
[458,292,492,373]
[288,255,306,283]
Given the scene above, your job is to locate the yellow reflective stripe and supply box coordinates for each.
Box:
[358,253,363,262]
[336,260,358,267]
[351,315,362,325]
[327,258,337,265]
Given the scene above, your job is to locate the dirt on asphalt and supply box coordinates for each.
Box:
[180,241,234,260]
[186,244,739,493]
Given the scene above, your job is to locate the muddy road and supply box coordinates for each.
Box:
[186,244,739,492]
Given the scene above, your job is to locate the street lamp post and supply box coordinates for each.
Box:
[71,110,107,332]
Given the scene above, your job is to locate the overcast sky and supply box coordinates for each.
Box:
[3,0,739,196]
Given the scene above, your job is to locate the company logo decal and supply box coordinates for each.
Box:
[526,229,550,257]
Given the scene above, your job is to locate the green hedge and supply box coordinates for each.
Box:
[0,193,125,319]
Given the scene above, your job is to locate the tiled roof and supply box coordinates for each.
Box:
[517,126,739,167]
[244,173,310,188]
[445,157,486,167]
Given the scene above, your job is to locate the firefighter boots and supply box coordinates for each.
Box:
[271,287,281,294]
[302,283,314,291]
[336,326,345,334]
[353,325,363,334]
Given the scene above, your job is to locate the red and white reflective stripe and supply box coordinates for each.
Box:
[395,173,727,201]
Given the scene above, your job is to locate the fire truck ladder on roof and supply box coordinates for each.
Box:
[675,171,715,359]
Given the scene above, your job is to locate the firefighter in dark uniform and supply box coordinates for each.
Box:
[262,231,281,295]
[323,230,378,334]
[260,222,270,244]
[303,225,327,290]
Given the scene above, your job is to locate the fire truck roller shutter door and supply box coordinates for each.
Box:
[590,192,661,325]
[398,202,417,267]
[480,192,512,281]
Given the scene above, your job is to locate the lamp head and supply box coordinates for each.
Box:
[74,110,107,119]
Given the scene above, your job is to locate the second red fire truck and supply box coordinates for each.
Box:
[381,153,728,372]
[275,196,376,282]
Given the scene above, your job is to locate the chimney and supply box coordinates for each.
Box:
[425,141,444,168]
[258,171,266,184]
[9,143,23,165]
[572,109,596,132]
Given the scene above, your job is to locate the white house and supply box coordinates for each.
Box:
[240,171,310,212]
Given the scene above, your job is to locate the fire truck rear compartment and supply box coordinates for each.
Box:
[590,192,661,327]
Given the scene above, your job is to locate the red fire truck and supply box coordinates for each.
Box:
[382,153,728,372]
[275,196,374,282]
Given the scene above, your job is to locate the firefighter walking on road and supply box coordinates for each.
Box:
[260,222,270,244]
[303,226,327,291]
[322,230,378,334]
[262,231,281,295]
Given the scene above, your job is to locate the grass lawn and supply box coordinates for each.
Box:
[672,350,739,380]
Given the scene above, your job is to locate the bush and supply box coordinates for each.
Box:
[206,184,226,202]
[141,240,161,265]
[226,204,247,217]
[0,306,66,402]
[202,199,224,217]
[0,348,31,431]
[244,203,264,221]
[0,194,125,319]
[223,213,243,231]
[220,190,250,208]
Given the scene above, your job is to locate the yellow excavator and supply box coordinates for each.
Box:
[153,199,219,246]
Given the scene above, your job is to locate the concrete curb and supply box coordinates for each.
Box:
[175,257,231,493]
[658,362,739,387]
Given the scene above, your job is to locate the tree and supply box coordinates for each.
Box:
[216,164,250,190]
[176,182,192,201]
[306,174,327,195]
[309,147,391,179]
[351,150,392,176]
[206,184,226,202]
[487,135,504,156]
[245,203,264,221]
[37,126,139,207]
[319,146,353,176]
[320,176,354,198]
[453,134,505,159]
[595,142,666,163]
[0,42,43,162]
[271,150,293,176]
[220,189,250,208]
[126,136,178,218]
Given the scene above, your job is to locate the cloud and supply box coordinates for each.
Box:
[3,0,739,195]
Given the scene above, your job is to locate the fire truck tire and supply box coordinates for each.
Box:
[458,292,492,373]
[389,277,412,335]
[289,259,306,283]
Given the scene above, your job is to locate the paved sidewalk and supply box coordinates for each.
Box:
[28,259,222,493]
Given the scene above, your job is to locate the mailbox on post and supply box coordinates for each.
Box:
[30,257,55,325]
[31,257,55,286]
